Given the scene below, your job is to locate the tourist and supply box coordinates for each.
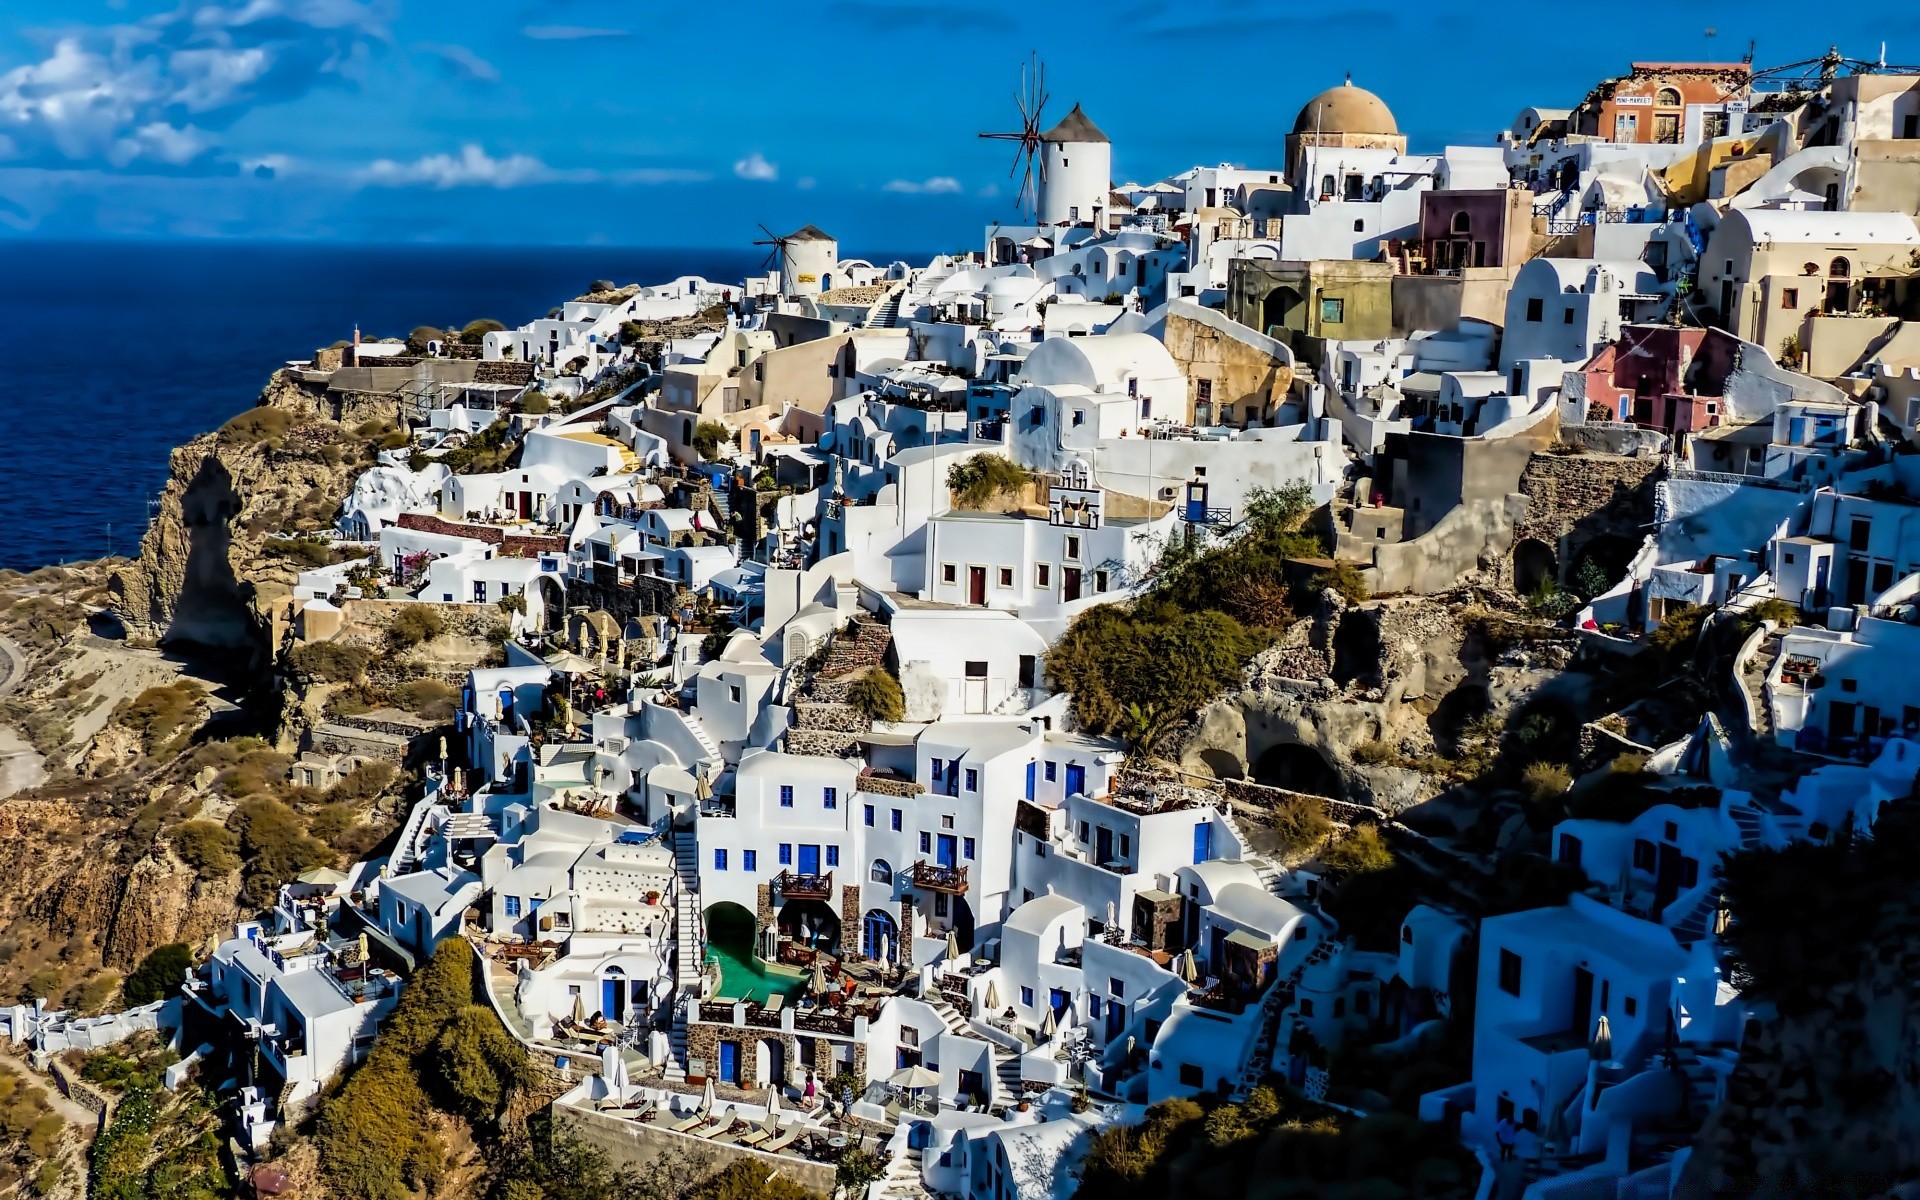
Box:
[1495,1116,1518,1161]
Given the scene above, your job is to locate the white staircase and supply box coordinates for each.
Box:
[683,712,722,764]
[991,1047,1025,1110]
[665,828,703,1084]
[867,288,905,330]
[924,990,971,1038]
[876,1146,930,1200]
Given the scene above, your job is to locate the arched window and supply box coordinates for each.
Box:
[1450,211,1471,234]
[1829,256,1852,278]
[1320,174,1336,198]
[1655,87,1682,107]
[870,859,893,884]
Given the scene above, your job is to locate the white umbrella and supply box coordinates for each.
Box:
[809,962,831,997]
[1039,1006,1057,1039]
[767,1085,782,1117]
[571,991,587,1025]
[946,929,961,961]
[1591,1014,1613,1062]
[545,651,600,674]
[877,930,891,965]
[1180,949,1199,984]
[889,1064,940,1090]
[984,980,1002,1011]
[700,1075,717,1116]
[1122,1035,1135,1064]
[609,1049,631,1097]
[297,866,347,886]
[1105,901,1117,930]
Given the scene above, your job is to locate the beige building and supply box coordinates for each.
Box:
[1833,75,1920,215]
[1285,79,1406,182]
[1160,300,1295,427]
[1697,209,1920,358]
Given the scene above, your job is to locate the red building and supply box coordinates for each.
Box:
[1573,325,1743,434]
[1571,62,1751,145]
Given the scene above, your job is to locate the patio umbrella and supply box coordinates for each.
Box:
[356,932,370,965]
[545,651,600,674]
[297,866,347,886]
[1122,1035,1135,1065]
[946,929,961,961]
[1179,950,1199,984]
[1105,901,1117,930]
[809,963,831,997]
[571,991,587,1025]
[767,1085,782,1117]
[1039,1006,1057,1039]
[700,1075,717,1116]
[890,1064,940,1089]
[984,980,1002,1011]
[609,1048,631,1096]
[1591,1014,1613,1062]
[876,930,891,965]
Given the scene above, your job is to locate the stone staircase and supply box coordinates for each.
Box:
[665,828,704,1084]
[1669,1043,1729,1120]
[1727,803,1766,851]
[876,1146,930,1200]
[925,990,971,1038]
[866,287,906,330]
[786,616,895,758]
[991,1047,1026,1110]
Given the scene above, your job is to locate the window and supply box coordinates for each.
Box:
[1525,297,1544,322]
[713,849,728,870]
[963,836,976,859]
[779,785,794,808]
[864,804,875,827]
[776,844,792,866]
[1078,821,1090,842]
[1402,924,1414,945]
[1119,833,1132,858]
[826,846,839,867]
[1110,978,1125,998]
[823,787,837,809]
[1299,998,1315,1017]
[919,832,932,853]
[941,563,957,584]
[871,860,892,883]
[1320,297,1344,323]
[964,768,978,791]
[1633,839,1656,870]
[1850,518,1871,551]
[1036,563,1051,587]
[1782,287,1798,308]
[1624,996,1638,1017]
[1178,1063,1204,1087]
[1044,761,1058,782]
[1094,570,1110,592]
[1841,677,1858,693]
[743,849,757,872]
[997,567,1012,588]
[1498,949,1523,996]
[1071,409,1085,427]
[729,684,742,703]
[1020,986,1034,1007]
[1562,306,1575,324]
[504,896,522,918]
[1088,995,1102,1018]
[891,809,903,831]
[930,757,942,779]
[934,893,950,916]
[1653,86,1682,108]
[1065,536,1081,560]
[1558,833,1582,866]
[941,814,955,829]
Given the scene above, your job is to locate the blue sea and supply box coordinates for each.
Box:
[0,239,920,572]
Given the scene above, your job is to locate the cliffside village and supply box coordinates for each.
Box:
[14,51,1920,1200]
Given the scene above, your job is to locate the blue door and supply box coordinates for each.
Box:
[1193,821,1212,864]
[718,1040,739,1085]
[601,978,619,1020]
[1065,763,1086,797]
[1025,761,1036,800]
[863,910,897,959]
[798,845,821,876]
[1105,1001,1125,1040]
[936,835,958,869]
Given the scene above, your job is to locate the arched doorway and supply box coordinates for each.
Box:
[862,908,899,961]
[1262,286,1304,338]
[755,1037,785,1087]
[1253,743,1342,798]
[1197,748,1245,781]
[537,576,565,633]
[600,965,629,1022]
[1514,538,1558,595]
[778,899,840,953]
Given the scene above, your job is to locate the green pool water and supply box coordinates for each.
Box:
[704,940,807,1006]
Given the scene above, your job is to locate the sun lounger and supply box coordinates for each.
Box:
[763,993,785,1014]
[665,1110,706,1133]
[735,1120,775,1149]
[689,1115,732,1139]
[762,1123,804,1154]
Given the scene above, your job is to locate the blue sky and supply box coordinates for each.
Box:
[0,0,1910,250]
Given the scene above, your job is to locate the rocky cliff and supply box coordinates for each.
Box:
[110,369,387,654]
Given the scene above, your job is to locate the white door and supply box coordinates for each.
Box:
[963,661,989,713]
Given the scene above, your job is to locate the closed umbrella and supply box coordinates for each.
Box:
[1039,1006,1057,1039]
[700,1075,717,1116]
[946,929,961,961]
[984,980,1002,1011]
[876,930,891,965]
[609,1048,630,1096]
[1122,1035,1135,1065]
[1105,901,1117,931]
[1180,949,1199,984]
[356,932,370,965]
[1591,1014,1613,1062]
[767,1085,782,1117]
[695,770,712,803]
[571,991,587,1025]
[809,963,831,997]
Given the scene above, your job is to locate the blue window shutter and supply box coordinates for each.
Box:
[779,843,792,865]
[713,849,727,870]
[826,846,840,867]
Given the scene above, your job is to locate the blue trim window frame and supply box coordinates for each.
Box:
[1044,761,1058,782]
[919,832,932,853]
[779,844,793,865]
[743,849,757,872]
[826,846,840,867]
[864,804,876,827]
[891,809,903,831]
[930,757,943,784]
[1110,977,1125,998]
[1089,995,1102,1019]
[504,896,522,918]
[1020,986,1035,1007]
[713,849,728,870]
[779,785,794,808]
[964,768,978,792]
[823,787,838,809]
[963,837,976,860]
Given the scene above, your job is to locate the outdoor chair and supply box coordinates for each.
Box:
[665,1110,706,1133]
[762,1123,804,1153]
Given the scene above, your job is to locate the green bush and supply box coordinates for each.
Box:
[230,798,335,908]
[1047,601,1260,738]
[1522,761,1574,807]
[262,536,340,569]
[288,641,372,684]
[1322,824,1396,877]
[394,679,459,721]
[1313,560,1371,604]
[691,420,732,461]
[461,319,505,344]
[217,406,295,446]
[122,944,194,1006]
[170,820,240,878]
[844,667,905,723]
[520,393,552,415]
[1349,739,1398,765]
[1270,793,1334,857]
[387,605,446,650]
[946,454,1032,507]
[112,682,204,758]
[693,1160,822,1200]
[406,326,447,355]
[1746,598,1797,628]
[327,761,399,804]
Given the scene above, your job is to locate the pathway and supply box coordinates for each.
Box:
[0,633,46,799]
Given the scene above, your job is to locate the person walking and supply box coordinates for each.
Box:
[1495,1115,1518,1162]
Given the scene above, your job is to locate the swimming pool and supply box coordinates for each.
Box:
[703,940,808,1006]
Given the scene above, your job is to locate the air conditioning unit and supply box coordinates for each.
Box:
[1158,486,1179,501]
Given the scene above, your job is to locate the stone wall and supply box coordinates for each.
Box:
[1162,303,1294,425]
[555,1102,837,1196]
[1511,451,1661,587]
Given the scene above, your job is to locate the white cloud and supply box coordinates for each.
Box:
[0,0,387,172]
[424,43,499,84]
[522,24,629,39]
[733,152,778,182]
[796,177,817,191]
[883,176,963,195]
[360,144,575,189]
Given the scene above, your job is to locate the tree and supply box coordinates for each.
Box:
[946,454,1032,508]
[1047,602,1260,738]
[122,944,194,1006]
[387,604,446,649]
[1312,561,1370,605]
[690,1161,822,1200]
[406,326,448,355]
[692,420,732,461]
[834,1149,884,1198]
[461,318,505,344]
[169,820,240,878]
